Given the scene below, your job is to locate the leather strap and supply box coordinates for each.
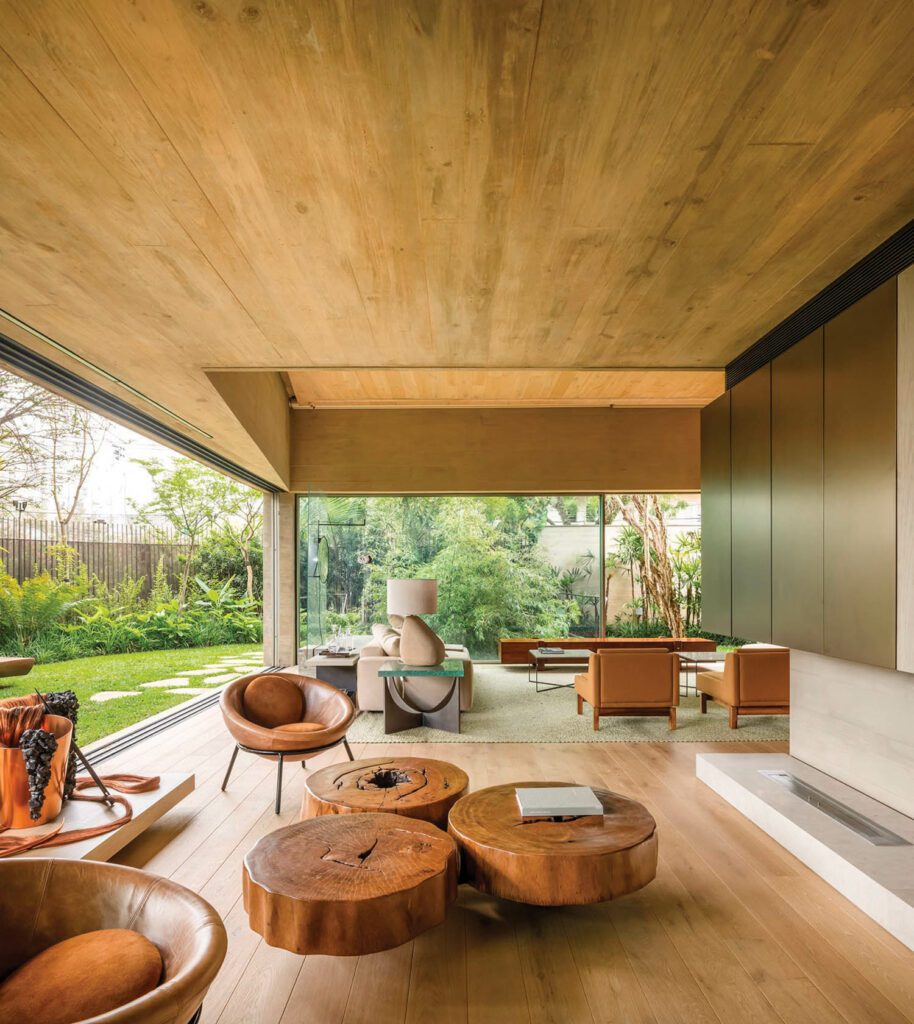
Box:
[0,773,160,858]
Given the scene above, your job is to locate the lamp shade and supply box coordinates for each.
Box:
[387,578,438,616]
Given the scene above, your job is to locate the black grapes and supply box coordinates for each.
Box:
[44,690,79,799]
[19,728,58,820]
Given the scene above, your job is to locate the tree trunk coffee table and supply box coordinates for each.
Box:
[302,757,469,828]
[243,813,459,956]
[448,781,657,905]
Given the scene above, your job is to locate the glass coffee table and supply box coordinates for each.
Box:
[378,659,465,734]
[528,648,594,693]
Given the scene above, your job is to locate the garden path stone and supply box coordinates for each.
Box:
[90,691,141,702]
[139,677,191,688]
[164,687,215,695]
[201,673,239,684]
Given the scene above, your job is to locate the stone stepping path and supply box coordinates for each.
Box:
[139,677,192,689]
[164,687,216,696]
[91,691,141,702]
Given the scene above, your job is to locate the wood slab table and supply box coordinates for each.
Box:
[243,813,459,956]
[302,756,469,828]
[448,781,657,905]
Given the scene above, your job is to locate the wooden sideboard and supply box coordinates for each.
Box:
[498,637,717,665]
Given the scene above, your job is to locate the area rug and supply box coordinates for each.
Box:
[347,663,790,744]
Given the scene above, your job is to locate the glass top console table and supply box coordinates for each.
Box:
[377,659,465,735]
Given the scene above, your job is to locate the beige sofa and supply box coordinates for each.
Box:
[356,634,474,712]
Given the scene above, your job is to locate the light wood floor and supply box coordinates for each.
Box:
[105,705,914,1024]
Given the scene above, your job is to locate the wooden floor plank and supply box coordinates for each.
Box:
[279,955,357,1024]
[560,903,657,1024]
[462,888,530,1024]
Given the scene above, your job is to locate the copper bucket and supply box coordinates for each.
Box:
[0,714,73,828]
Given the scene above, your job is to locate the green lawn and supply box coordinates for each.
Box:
[2,644,261,746]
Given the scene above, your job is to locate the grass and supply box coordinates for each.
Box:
[2,644,261,746]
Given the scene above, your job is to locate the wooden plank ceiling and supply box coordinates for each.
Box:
[0,0,913,474]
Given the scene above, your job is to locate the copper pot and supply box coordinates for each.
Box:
[0,714,73,828]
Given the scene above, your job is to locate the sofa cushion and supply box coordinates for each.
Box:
[388,613,405,630]
[273,720,324,734]
[399,615,446,666]
[243,674,303,728]
[380,632,401,657]
[0,928,162,1024]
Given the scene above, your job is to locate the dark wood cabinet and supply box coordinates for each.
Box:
[700,392,732,635]
[730,365,772,642]
[771,329,824,652]
[823,279,897,668]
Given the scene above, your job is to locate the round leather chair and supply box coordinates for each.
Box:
[0,858,226,1024]
[220,671,355,813]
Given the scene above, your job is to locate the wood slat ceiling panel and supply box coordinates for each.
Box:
[287,368,723,408]
[0,0,911,454]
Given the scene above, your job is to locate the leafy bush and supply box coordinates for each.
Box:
[0,568,84,647]
[0,571,261,663]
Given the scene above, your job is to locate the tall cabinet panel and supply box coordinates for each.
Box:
[700,391,732,635]
[771,329,824,652]
[730,365,772,642]
[824,278,897,667]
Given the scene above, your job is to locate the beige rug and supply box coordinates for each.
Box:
[347,663,790,744]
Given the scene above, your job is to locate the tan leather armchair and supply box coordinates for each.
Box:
[0,858,226,1024]
[575,650,679,731]
[220,671,355,813]
[697,648,789,728]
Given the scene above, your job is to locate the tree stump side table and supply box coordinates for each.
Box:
[447,781,657,906]
[243,813,459,956]
[301,757,469,828]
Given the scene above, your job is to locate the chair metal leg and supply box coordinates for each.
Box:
[343,737,354,761]
[275,754,284,814]
[221,745,239,792]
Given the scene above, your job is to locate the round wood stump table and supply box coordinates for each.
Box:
[301,756,469,828]
[243,812,459,956]
[447,781,657,906]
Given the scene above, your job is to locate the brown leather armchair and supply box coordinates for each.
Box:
[0,858,226,1024]
[220,671,355,813]
[697,648,789,728]
[575,650,679,731]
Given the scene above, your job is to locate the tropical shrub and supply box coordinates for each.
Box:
[0,568,83,646]
[0,571,261,663]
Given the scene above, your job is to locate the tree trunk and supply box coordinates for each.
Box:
[178,541,196,611]
[242,545,254,600]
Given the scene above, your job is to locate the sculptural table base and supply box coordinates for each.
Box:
[383,676,461,734]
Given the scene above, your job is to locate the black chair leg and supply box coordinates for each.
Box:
[221,745,239,792]
[275,753,284,814]
[343,737,354,761]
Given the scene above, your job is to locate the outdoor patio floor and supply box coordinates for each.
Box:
[101,704,914,1024]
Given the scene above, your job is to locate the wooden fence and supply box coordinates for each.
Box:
[0,515,192,596]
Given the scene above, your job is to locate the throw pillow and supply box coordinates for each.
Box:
[0,928,162,1024]
[372,622,394,642]
[387,613,405,630]
[399,615,446,666]
[242,674,303,728]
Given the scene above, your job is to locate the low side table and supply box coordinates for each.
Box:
[302,756,469,828]
[528,648,594,692]
[378,659,465,735]
[302,651,359,695]
[677,650,726,695]
[243,813,459,956]
[448,780,657,906]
